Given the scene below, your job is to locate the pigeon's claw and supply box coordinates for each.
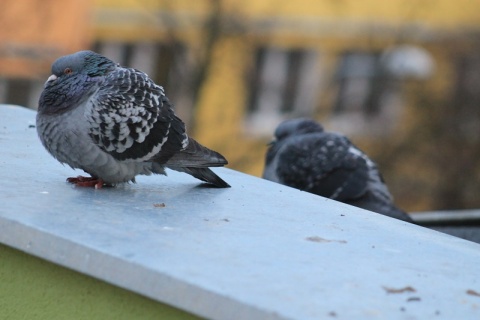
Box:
[67,176,106,189]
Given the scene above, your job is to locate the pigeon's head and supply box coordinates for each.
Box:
[264,118,324,167]
[39,51,116,114]
[274,118,324,142]
[45,51,116,88]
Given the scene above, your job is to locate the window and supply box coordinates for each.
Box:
[451,53,480,138]
[333,51,382,115]
[246,47,322,135]
[0,77,43,110]
[94,41,185,89]
[94,41,194,125]
[330,50,405,136]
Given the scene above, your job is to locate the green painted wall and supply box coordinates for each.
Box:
[0,244,202,320]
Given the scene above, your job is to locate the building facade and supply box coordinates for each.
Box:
[3,0,480,210]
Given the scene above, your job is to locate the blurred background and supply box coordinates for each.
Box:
[1,0,479,213]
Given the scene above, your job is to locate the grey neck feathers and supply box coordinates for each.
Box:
[38,75,100,115]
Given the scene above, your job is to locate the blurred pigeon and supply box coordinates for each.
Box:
[263,118,412,222]
[37,50,230,188]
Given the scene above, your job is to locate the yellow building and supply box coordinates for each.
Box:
[2,0,480,211]
[91,0,480,211]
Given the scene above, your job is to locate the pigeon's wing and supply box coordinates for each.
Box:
[164,137,227,167]
[86,67,188,162]
[276,133,370,200]
[164,137,230,188]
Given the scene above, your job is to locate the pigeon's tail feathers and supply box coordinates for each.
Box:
[168,166,231,188]
[165,137,228,168]
[347,193,413,222]
[165,137,230,188]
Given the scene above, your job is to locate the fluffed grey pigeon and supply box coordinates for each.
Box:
[263,118,412,222]
[37,50,230,188]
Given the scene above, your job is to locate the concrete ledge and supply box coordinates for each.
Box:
[1,104,480,319]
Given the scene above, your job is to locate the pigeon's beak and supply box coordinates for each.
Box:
[266,139,276,147]
[44,74,58,88]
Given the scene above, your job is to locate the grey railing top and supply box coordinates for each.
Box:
[410,209,480,224]
[1,104,480,320]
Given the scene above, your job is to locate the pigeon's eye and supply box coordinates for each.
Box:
[64,68,73,75]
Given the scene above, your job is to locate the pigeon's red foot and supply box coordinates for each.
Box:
[67,176,105,189]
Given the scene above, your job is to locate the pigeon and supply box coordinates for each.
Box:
[263,118,412,222]
[36,50,230,188]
